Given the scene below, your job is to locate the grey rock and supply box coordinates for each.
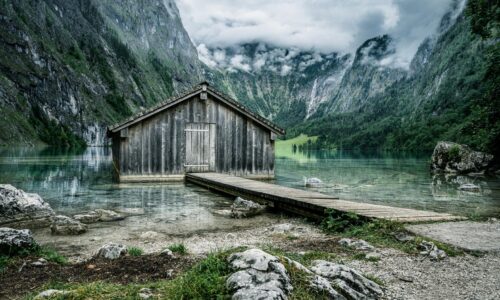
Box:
[310,260,383,299]
[50,215,87,235]
[227,249,292,300]
[95,243,127,260]
[393,232,415,242]
[338,238,375,251]
[0,227,36,253]
[458,183,480,192]
[73,209,125,224]
[310,275,346,299]
[365,252,382,260]
[269,223,295,234]
[228,248,279,271]
[283,257,312,274]
[304,177,323,187]
[418,240,447,261]
[430,141,494,174]
[230,197,266,218]
[160,248,174,258]
[31,258,48,267]
[34,289,70,299]
[0,184,54,228]
[138,288,154,299]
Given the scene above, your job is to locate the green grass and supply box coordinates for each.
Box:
[168,244,187,255]
[27,250,236,299]
[275,134,320,160]
[0,245,66,273]
[127,247,143,257]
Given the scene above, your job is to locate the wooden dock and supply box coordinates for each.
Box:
[186,173,465,223]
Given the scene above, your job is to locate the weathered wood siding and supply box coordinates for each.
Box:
[112,94,275,179]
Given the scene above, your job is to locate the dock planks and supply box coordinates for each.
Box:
[186,173,465,223]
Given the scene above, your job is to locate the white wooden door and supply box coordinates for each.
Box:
[184,123,215,172]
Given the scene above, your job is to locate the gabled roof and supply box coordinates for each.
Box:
[107,82,285,135]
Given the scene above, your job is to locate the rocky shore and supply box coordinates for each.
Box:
[1,184,499,299]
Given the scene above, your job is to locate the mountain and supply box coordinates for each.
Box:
[202,0,498,154]
[0,0,497,154]
[0,0,201,146]
[288,0,499,154]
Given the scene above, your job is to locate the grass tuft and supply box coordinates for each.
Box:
[127,246,144,257]
[168,244,187,255]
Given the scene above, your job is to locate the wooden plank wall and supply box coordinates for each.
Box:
[114,95,275,178]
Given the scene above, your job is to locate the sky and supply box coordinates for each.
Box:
[176,0,462,69]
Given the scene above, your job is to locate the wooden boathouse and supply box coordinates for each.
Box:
[107,82,285,182]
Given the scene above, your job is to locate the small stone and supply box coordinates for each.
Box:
[50,215,87,235]
[34,289,70,299]
[365,252,382,260]
[138,288,154,299]
[95,243,127,260]
[140,231,161,240]
[338,238,375,251]
[269,223,294,234]
[393,232,415,242]
[429,248,447,261]
[31,258,48,267]
[87,264,96,269]
[160,248,174,258]
[395,274,414,282]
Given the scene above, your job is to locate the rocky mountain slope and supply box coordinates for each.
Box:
[0,0,497,153]
[0,0,201,146]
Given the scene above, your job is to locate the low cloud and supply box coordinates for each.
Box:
[177,0,461,68]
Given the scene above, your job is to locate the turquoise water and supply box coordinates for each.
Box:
[0,147,499,218]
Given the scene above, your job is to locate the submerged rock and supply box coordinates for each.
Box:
[227,248,292,300]
[230,197,266,218]
[458,183,481,192]
[51,215,87,235]
[310,260,383,299]
[430,141,494,174]
[73,209,125,224]
[0,227,36,254]
[95,243,127,260]
[0,184,55,228]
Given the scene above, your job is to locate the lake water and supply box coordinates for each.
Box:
[1,147,499,220]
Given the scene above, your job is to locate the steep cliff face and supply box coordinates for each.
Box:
[0,0,200,146]
[200,43,351,127]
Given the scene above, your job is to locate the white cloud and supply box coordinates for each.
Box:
[177,0,458,68]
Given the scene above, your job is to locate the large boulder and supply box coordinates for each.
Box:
[310,260,383,299]
[230,197,266,218]
[227,249,292,300]
[430,142,494,174]
[50,215,87,235]
[0,184,55,228]
[0,227,36,254]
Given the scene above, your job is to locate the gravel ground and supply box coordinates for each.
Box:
[35,217,500,299]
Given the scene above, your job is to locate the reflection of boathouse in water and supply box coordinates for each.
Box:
[107,82,285,182]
